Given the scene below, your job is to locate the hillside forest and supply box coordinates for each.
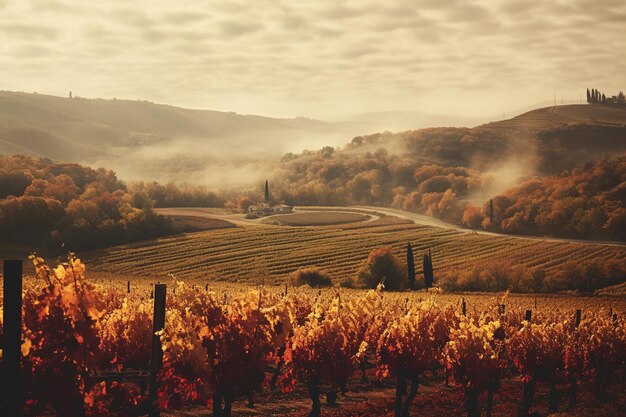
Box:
[266,124,626,241]
[0,156,221,254]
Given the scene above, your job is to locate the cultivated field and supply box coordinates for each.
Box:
[85,213,626,286]
[261,211,370,226]
[168,215,237,232]
[9,262,625,417]
[483,104,626,130]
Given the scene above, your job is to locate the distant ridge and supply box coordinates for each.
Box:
[0,91,342,161]
[1,91,625,184]
[482,104,626,131]
[345,110,484,131]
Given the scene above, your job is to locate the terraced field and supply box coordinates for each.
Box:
[85,217,626,285]
[482,104,626,131]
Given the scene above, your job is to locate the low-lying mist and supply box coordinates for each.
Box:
[468,159,538,204]
[89,126,367,189]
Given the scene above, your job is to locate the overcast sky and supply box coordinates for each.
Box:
[1,0,625,119]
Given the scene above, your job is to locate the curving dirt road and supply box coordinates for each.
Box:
[155,207,380,228]
[155,207,271,227]
[353,205,626,247]
[156,206,624,247]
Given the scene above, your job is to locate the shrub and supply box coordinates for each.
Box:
[437,259,530,292]
[289,267,333,287]
[461,205,484,229]
[338,277,354,288]
[357,247,407,290]
[437,258,626,293]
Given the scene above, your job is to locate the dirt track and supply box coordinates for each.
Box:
[155,207,379,228]
[355,206,625,247]
[155,207,271,227]
[156,206,624,248]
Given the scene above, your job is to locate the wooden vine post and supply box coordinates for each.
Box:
[148,284,167,417]
[569,309,582,410]
[520,309,534,416]
[2,259,23,417]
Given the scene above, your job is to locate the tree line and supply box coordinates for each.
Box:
[0,156,173,254]
[586,87,625,105]
[290,244,625,294]
[461,157,625,240]
[266,141,624,241]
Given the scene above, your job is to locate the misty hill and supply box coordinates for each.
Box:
[346,110,484,132]
[0,91,339,156]
[481,104,626,173]
[0,91,367,184]
[336,105,626,175]
[268,104,626,241]
[483,104,626,130]
[1,92,624,186]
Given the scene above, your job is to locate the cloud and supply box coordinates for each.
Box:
[111,7,155,28]
[318,5,366,20]
[0,0,624,120]
[12,44,55,59]
[342,46,379,59]
[0,23,59,40]
[162,10,210,25]
[218,19,263,37]
[446,2,491,23]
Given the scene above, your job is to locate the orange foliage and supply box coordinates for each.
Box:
[484,157,625,240]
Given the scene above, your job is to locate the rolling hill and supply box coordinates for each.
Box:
[325,104,626,176]
[267,104,626,241]
[85,212,625,290]
[0,91,365,184]
[2,90,625,194]
[482,104,626,130]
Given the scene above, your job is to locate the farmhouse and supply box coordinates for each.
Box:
[248,203,293,216]
[246,179,293,216]
[273,204,293,213]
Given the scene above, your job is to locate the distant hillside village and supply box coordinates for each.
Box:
[587,88,625,105]
[247,180,293,217]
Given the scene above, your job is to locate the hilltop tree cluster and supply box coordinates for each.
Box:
[586,88,625,105]
[437,257,625,293]
[0,155,172,253]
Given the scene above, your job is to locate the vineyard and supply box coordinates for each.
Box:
[1,256,625,417]
[85,218,626,286]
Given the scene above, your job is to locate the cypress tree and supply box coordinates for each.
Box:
[586,88,590,103]
[423,249,434,289]
[489,198,494,224]
[264,179,269,202]
[407,242,416,290]
[429,249,434,287]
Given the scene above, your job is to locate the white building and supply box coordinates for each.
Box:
[248,203,293,216]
